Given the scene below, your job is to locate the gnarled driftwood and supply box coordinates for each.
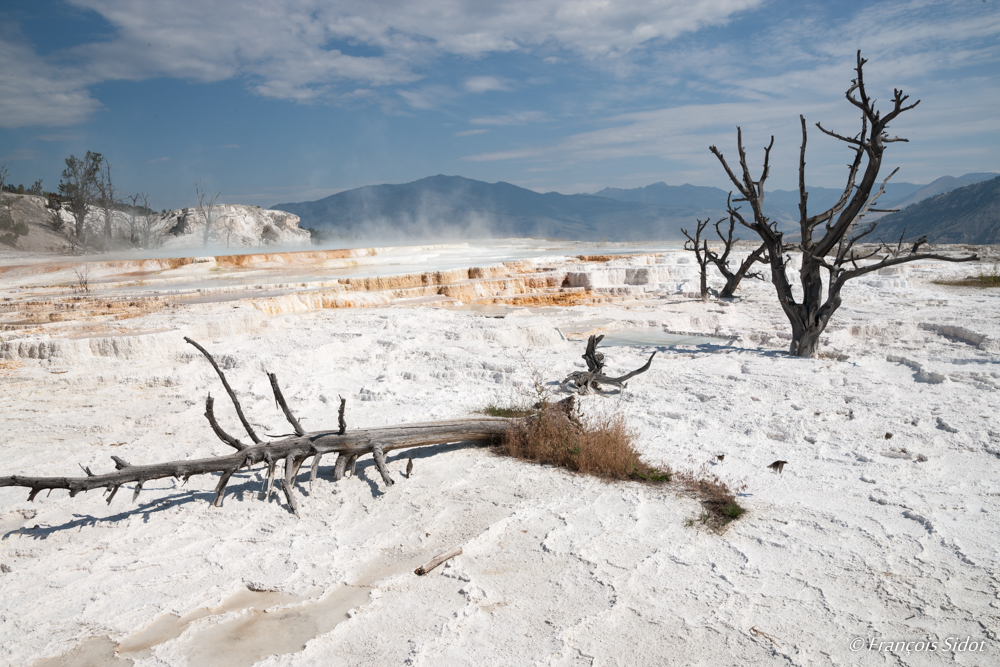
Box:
[562,335,655,395]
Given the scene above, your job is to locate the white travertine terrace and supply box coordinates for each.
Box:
[1,240,998,666]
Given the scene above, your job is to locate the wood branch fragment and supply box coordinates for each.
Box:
[263,454,277,499]
[371,443,395,487]
[268,372,305,436]
[338,395,346,435]
[184,337,261,444]
[415,547,463,575]
[309,453,322,492]
[205,394,246,451]
[282,454,300,517]
[333,452,349,481]
[750,626,782,648]
[213,467,236,507]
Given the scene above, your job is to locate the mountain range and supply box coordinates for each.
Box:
[272,172,997,243]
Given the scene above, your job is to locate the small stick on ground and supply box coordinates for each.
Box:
[750,626,782,648]
[415,546,463,575]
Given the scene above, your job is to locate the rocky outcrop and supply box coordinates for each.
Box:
[162,204,310,249]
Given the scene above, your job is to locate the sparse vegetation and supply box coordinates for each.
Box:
[482,403,533,418]
[0,163,30,246]
[489,394,746,529]
[674,468,747,529]
[74,266,91,293]
[497,398,667,482]
[933,264,1000,288]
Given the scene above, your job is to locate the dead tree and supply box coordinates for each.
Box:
[681,218,712,302]
[97,157,118,241]
[0,338,510,518]
[705,198,768,298]
[195,180,220,249]
[562,335,655,394]
[709,51,977,357]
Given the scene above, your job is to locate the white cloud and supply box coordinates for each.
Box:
[398,85,458,110]
[0,32,101,128]
[454,129,489,136]
[464,76,511,93]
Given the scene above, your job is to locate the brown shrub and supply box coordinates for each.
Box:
[497,401,670,483]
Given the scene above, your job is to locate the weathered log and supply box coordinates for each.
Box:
[0,419,510,499]
[415,546,463,575]
[0,338,511,517]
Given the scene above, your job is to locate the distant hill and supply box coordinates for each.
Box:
[870,173,999,214]
[871,175,1000,245]
[272,175,727,242]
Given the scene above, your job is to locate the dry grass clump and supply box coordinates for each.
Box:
[676,469,746,529]
[497,400,671,483]
[933,264,1000,288]
[488,393,745,529]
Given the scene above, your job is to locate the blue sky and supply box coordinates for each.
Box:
[1,0,998,210]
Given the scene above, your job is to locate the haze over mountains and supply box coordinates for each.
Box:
[273,172,997,243]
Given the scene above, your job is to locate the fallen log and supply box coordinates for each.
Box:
[0,338,510,517]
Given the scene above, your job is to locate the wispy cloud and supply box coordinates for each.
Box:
[398,85,457,110]
[464,76,511,93]
[0,148,38,161]
[217,144,240,149]
[466,0,1000,186]
[146,156,170,164]
[35,133,83,142]
[454,129,489,137]
[470,111,547,126]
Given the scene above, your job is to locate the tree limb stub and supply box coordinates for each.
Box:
[1,338,511,516]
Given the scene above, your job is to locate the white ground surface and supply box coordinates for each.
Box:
[1,245,999,666]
